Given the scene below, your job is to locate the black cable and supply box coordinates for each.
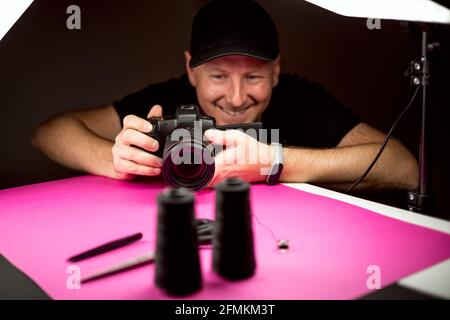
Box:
[346,86,420,193]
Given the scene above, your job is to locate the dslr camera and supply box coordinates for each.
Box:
[147,105,261,191]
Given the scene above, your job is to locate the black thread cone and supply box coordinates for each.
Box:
[213,177,256,280]
[154,188,202,295]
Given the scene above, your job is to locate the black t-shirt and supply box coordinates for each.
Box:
[113,73,361,148]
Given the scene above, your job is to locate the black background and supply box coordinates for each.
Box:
[0,0,449,219]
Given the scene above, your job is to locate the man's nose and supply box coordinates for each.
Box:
[227,79,246,107]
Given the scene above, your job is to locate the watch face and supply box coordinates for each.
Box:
[266,143,283,185]
[267,163,283,185]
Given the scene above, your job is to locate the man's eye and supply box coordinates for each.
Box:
[211,74,226,80]
[246,75,261,81]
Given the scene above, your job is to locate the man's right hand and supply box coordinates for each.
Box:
[111,105,163,180]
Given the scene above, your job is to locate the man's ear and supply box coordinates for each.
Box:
[272,54,281,88]
[184,51,197,87]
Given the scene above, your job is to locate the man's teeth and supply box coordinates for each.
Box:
[219,107,248,116]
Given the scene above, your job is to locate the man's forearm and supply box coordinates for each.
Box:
[280,141,419,192]
[32,115,115,177]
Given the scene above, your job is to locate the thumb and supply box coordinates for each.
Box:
[204,129,240,147]
[147,104,163,118]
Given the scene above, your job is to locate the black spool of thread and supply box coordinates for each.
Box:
[154,188,202,295]
[213,177,256,280]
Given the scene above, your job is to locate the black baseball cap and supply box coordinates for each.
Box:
[189,0,279,68]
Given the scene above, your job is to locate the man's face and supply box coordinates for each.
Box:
[185,53,280,125]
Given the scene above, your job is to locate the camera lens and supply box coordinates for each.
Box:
[162,139,215,191]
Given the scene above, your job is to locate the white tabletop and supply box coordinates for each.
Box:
[283,183,450,299]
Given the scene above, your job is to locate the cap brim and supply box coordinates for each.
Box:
[189,44,277,68]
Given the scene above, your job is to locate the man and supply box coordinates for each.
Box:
[32,0,418,192]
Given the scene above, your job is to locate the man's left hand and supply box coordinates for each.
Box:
[204,129,273,187]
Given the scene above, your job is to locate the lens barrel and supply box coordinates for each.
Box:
[161,131,215,191]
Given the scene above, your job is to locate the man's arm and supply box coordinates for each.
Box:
[280,123,419,192]
[31,105,123,179]
[32,104,165,180]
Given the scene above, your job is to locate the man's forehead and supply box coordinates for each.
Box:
[203,55,271,70]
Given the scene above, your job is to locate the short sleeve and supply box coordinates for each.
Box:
[264,74,362,148]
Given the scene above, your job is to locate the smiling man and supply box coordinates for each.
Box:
[32,0,419,192]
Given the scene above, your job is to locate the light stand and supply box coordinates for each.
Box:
[406,29,438,213]
[304,0,450,215]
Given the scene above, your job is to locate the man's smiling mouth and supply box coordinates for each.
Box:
[215,104,252,117]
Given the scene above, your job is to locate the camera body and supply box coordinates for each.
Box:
[147,105,261,191]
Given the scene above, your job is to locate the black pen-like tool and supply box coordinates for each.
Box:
[68,232,143,262]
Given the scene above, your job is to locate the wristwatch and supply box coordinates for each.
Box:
[266,142,284,185]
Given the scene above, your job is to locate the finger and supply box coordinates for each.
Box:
[147,104,163,118]
[207,171,220,188]
[204,129,242,147]
[206,157,224,188]
[123,114,153,133]
[114,171,136,181]
[215,148,237,166]
[114,158,161,176]
[117,128,159,152]
[208,170,228,188]
[114,144,163,168]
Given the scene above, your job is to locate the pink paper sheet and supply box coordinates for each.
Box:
[0,175,449,299]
